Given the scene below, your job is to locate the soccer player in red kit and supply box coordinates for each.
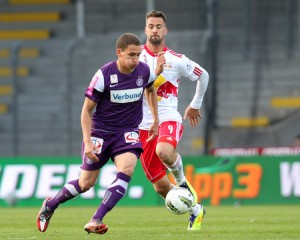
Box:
[139,10,209,230]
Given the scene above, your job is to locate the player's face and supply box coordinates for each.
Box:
[145,17,167,46]
[117,44,141,73]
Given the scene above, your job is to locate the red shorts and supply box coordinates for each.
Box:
[139,121,183,183]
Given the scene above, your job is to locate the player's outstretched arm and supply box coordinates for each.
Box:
[81,98,99,162]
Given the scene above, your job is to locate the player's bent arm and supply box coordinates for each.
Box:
[155,52,166,76]
[81,97,99,162]
[184,69,209,127]
[144,85,159,141]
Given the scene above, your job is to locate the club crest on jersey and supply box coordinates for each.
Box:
[164,62,172,69]
[136,76,144,86]
[124,132,139,143]
[110,74,118,84]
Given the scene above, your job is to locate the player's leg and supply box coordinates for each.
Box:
[139,129,173,198]
[84,151,138,234]
[155,122,189,186]
[156,121,198,205]
[37,135,109,233]
[152,175,174,198]
[155,121,184,184]
[36,169,99,232]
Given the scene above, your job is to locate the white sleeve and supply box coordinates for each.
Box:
[92,69,105,92]
[178,55,209,109]
[148,71,158,83]
[189,68,209,109]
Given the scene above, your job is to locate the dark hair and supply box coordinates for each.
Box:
[116,33,141,51]
[146,10,167,24]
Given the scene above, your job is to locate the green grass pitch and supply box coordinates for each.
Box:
[1,205,300,240]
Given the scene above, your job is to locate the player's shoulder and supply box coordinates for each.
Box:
[137,61,150,74]
[166,47,183,58]
[100,61,115,72]
[138,61,151,72]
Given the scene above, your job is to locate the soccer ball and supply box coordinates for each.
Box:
[165,187,193,215]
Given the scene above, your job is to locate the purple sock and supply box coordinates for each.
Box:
[92,172,131,221]
[47,179,83,210]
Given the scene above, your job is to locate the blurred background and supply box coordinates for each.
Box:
[0,0,299,157]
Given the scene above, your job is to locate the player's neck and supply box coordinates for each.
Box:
[116,60,133,74]
[146,42,165,55]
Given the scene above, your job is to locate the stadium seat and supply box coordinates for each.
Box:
[191,137,204,149]
[0,66,29,77]
[8,0,71,5]
[0,48,40,58]
[231,117,270,128]
[271,97,300,108]
[0,103,8,114]
[0,85,13,95]
[0,12,61,22]
[0,29,50,40]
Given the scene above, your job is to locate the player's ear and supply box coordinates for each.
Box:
[116,48,121,57]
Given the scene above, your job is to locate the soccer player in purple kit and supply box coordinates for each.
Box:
[36,33,165,235]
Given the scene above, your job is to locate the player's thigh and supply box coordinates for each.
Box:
[156,121,183,160]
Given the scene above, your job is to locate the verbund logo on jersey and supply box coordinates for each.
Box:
[110,87,143,103]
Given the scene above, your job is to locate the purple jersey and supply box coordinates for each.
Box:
[85,61,154,132]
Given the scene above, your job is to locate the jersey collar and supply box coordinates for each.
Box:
[144,44,168,57]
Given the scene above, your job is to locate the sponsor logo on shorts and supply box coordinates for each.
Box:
[86,157,94,165]
[91,137,103,154]
[124,132,139,143]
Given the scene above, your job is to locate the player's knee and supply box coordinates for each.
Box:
[119,167,135,177]
[157,150,174,167]
[156,148,169,162]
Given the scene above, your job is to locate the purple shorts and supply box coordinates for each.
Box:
[81,128,143,171]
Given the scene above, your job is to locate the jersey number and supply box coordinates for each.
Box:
[168,125,173,134]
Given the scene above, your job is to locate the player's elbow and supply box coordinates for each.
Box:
[201,69,209,82]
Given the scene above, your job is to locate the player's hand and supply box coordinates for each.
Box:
[146,122,159,142]
[84,140,99,162]
[155,52,166,76]
[184,106,202,127]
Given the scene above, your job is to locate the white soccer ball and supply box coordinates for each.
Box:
[165,187,193,215]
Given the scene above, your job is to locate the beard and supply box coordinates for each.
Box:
[149,35,163,46]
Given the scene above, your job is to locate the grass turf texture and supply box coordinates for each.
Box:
[1,205,300,240]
